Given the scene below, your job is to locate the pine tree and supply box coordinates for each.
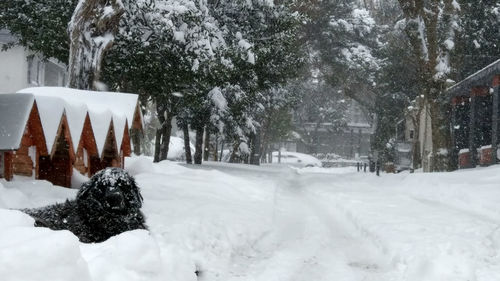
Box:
[0,0,76,63]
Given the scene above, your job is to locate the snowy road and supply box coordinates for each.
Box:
[3,158,500,281]
[189,163,395,280]
[165,162,500,281]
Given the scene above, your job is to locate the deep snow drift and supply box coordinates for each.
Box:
[1,159,500,281]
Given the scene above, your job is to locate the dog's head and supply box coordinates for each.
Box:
[76,168,145,233]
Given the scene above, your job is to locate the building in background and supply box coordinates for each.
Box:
[0,29,67,94]
[294,100,373,160]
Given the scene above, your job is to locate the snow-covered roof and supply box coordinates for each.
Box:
[17,87,140,156]
[447,59,500,97]
[0,94,35,151]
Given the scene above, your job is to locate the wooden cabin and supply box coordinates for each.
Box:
[1,88,143,187]
[447,59,500,168]
[14,87,143,187]
[0,94,49,181]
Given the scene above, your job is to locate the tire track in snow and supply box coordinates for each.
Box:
[225,169,397,281]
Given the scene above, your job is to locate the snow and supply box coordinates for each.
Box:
[209,87,227,112]
[166,136,194,161]
[271,151,323,167]
[0,94,34,150]
[473,39,481,49]
[4,159,500,280]
[88,110,113,156]
[35,95,74,153]
[112,114,127,151]
[459,148,470,154]
[17,87,140,155]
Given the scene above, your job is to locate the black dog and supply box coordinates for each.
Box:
[23,168,147,243]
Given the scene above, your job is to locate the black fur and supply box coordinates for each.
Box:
[23,168,147,243]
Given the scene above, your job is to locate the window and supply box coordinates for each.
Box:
[410,130,415,140]
[27,57,33,84]
[27,56,43,85]
[37,60,43,84]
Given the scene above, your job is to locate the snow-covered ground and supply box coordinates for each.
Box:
[2,158,500,281]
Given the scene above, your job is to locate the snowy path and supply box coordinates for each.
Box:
[179,163,500,281]
[3,159,500,281]
[213,168,395,281]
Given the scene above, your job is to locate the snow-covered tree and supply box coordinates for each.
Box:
[208,0,305,164]
[102,0,228,162]
[0,0,76,63]
[298,0,382,112]
[452,1,500,80]
[395,0,461,171]
[68,0,124,90]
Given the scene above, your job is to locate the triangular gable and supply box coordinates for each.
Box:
[77,113,98,156]
[0,93,35,150]
[88,109,113,156]
[27,101,49,156]
[112,114,127,153]
[50,111,75,161]
[34,95,66,153]
[121,120,132,156]
[101,121,119,161]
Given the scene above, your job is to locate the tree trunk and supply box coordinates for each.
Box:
[249,130,261,165]
[429,98,452,171]
[396,0,459,172]
[194,125,204,164]
[219,140,224,162]
[154,103,173,162]
[159,113,173,161]
[131,128,141,155]
[229,142,240,163]
[213,133,218,161]
[203,127,210,162]
[153,129,161,163]
[410,105,423,169]
[68,0,124,89]
[182,123,193,164]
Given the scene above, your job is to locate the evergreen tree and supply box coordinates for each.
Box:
[0,0,76,63]
[452,1,500,80]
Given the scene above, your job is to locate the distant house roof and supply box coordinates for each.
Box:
[447,59,500,97]
[17,87,140,156]
[0,29,17,44]
[0,94,35,150]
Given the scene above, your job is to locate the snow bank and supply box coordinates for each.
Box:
[4,157,500,280]
[311,167,500,281]
[297,166,358,175]
[0,209,91,281]
[80,230,164,281]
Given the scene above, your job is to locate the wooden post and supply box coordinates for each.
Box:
[451,97,458,162]
[492,75,500,164]
[469,92,477,167]
[469,87,489,167]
